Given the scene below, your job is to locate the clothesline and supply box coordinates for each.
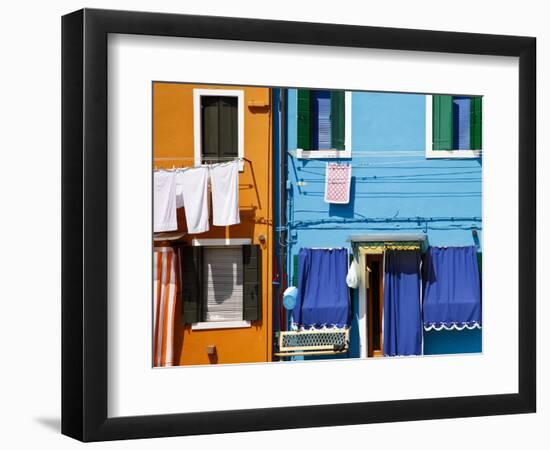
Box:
[287,150,483,159]
[154,159,240,234]
[153,156,247,171]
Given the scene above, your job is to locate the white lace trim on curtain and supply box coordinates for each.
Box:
[424,321,482,331]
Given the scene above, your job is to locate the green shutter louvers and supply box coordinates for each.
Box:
[331,90,345,150]
[297,89,311,150]
[292,254,299,286]
[201,96,220,159]
[179,246,203,324]
[242,245,262,321]
[470,96,482,150]
[218,96,238,157]
[433,95,454,150]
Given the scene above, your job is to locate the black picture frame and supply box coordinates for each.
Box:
[61,8,536,442]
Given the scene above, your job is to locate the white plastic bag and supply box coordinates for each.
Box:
[346,259,360,289]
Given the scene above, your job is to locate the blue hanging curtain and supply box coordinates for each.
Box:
[422,246,481,331]
[383,250,422,356]
[293,248,350,328]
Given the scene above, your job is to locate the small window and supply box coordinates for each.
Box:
[297,89,348,157]
[201,96,238,163]
[179,244,262,328]
[193,89,244,169]
[427,94,482,158]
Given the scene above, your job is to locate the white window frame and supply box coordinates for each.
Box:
[193,89,245,170]
[296,91,352,159]
[425,94,482,159]
[357,246,386,359]
[190,238,252,330]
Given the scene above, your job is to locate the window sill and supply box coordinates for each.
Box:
[191,320,251,331]
[425,149,481,159]
[191,238,252,246]
[296,148,352,159]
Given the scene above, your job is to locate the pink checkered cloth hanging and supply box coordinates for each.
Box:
[324,163,351,204]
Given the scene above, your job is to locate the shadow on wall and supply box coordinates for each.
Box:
[328,176,356,218]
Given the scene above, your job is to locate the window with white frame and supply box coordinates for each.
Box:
[426,94,482,159]
[193,89,244,168]
[179,240,261,330]
[295,89,352,159]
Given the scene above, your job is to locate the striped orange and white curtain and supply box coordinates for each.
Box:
[153,247,178,367]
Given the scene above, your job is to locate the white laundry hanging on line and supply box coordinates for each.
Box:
[174,175,185,209]
[324,162,352,204]
[176,166,210,234]
[209,159,240,226]
[153,171,178,232]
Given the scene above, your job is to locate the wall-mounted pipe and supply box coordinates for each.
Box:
[279,89,287,331]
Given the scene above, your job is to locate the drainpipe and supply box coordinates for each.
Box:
[279,89,288,331]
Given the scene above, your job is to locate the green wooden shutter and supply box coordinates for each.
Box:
[201,96,220,160]
[433,95,453,150]
[470,96,482,150]
[179,246,203,324]
[331,90,345,150]
[292,254,299,286]
[242,245,262,321]
[219,96,238,158]
[297,89,311,150]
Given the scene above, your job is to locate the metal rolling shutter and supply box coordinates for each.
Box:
[453,96,471,150]
[202,246,244,322]
[312,90,332,150]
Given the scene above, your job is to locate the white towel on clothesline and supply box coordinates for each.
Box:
[324,162,352,204]
[209,160,240,226]
[153,171,178,232]
[174,176,185,209]
[176,166,210,234]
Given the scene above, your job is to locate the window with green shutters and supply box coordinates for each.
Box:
[432,94,482,152]
[297,89,346,151]
[179,245,262,324]
[200,95,238,163]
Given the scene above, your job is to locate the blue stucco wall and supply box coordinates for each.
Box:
[278,89,482,357]
[423,329,482,354]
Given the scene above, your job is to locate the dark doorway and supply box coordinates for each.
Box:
[366,254,384,357]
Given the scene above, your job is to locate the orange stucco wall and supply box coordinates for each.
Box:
[153,83,273,365]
